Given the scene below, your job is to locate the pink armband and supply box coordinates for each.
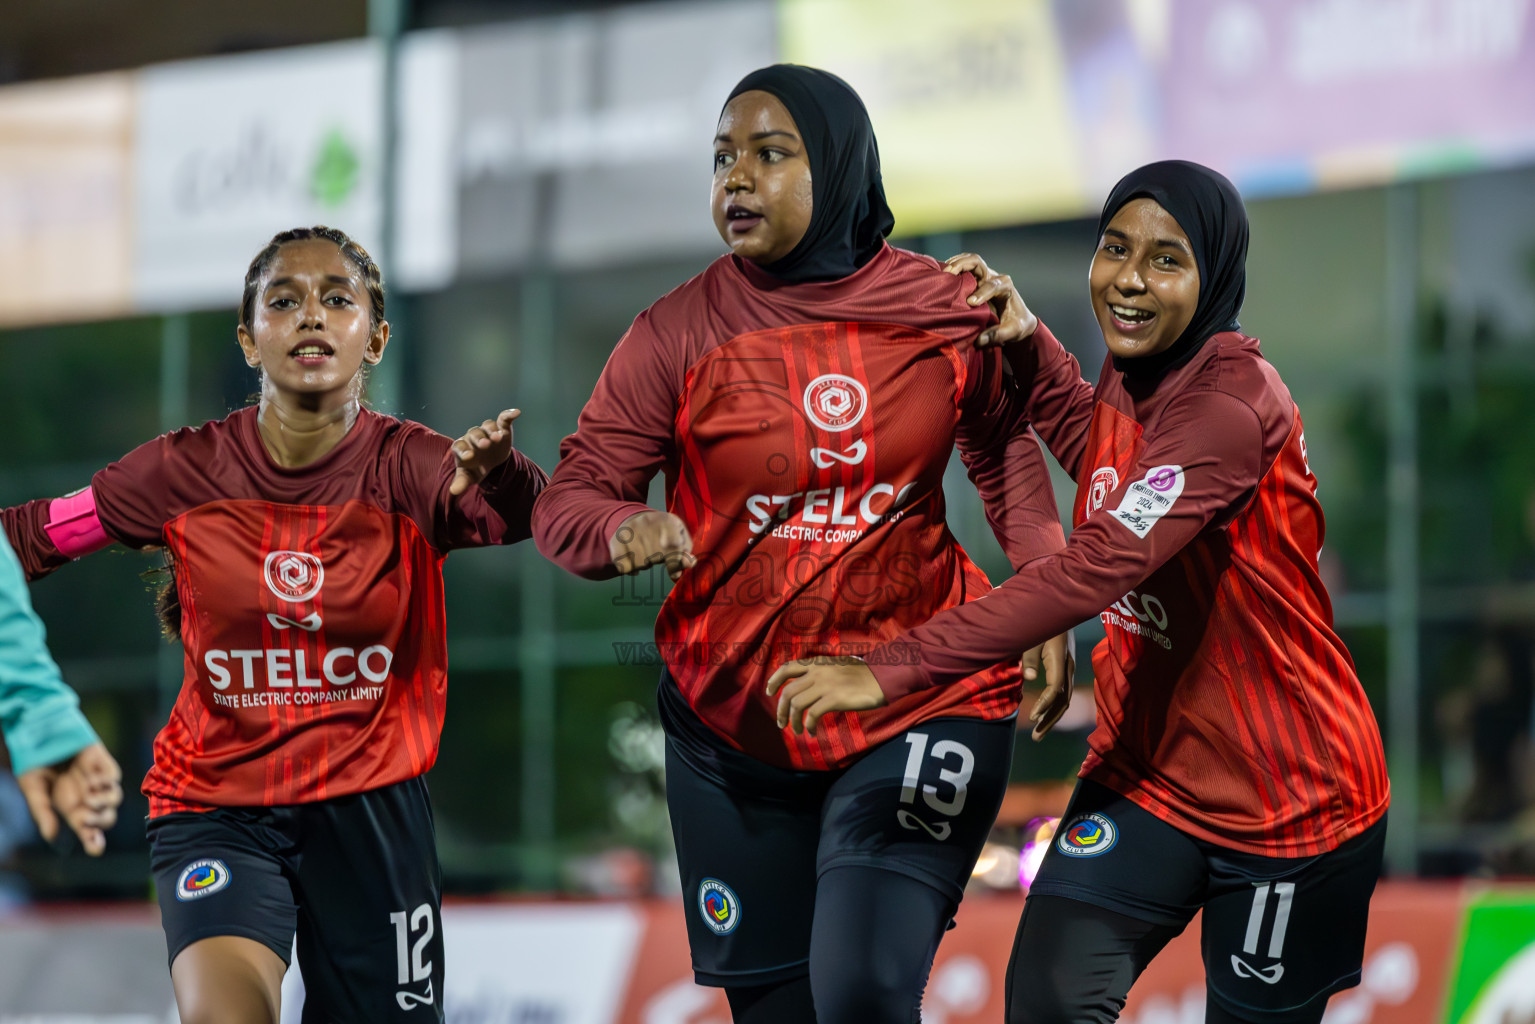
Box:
[43,489,111,558]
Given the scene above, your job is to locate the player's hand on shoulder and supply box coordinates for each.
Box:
[610,510,696,581]
[945,252,1039,349]
[450,408,521,497]
[1022,630,1076,742]
[767,656,887,736]
[17,742,123,857]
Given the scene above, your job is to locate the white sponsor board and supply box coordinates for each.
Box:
[277,902,645,1023]
[440,904,644,1023]
[456,0,775,273]
[133,41,385,312]
[0,916,176,1019]
[0,74,134,327]
[393,30,459,291]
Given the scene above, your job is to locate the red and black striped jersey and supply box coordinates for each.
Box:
[533,243,1066,770]
[2,407,547,816]
[873,326,1388,856]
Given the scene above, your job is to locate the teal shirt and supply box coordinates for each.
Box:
[0,529,98,775]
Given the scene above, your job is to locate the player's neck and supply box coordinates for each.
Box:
[255,393,361,468]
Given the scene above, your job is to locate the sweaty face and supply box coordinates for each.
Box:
[237,239,387,406]
[1090,198,1200,361]
[712,90,814,264]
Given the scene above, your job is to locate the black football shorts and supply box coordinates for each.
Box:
[1026,778,1386,1021]
[149,776,444,1023]
[660,671,1016,987]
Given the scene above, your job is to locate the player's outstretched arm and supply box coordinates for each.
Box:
[0,530,123,855]
[449,409,521,497]
[17,742,122,857]
[532,309,683,580]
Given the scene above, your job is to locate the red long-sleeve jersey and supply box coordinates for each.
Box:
[871,325,1388,856]
[533,244,1065,770]
[2,407,548,816]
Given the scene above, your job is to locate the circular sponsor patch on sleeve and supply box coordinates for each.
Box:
[176,858,232,901]
[697,878,742,935]
[1056,813,1118,858]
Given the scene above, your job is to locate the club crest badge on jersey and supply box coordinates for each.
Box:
[176,858,231,901]
[698,878,742,935]
[803,374,868,432]
[1056,813,1118,857]
[263,550,324,602]
[1085,466,1119,518]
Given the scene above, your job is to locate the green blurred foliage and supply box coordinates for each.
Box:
[1331,300,1535,591]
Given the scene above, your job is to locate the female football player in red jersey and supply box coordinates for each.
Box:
[533,64,1072,1023]
[772,161,1390,1024]
[1,225,548,1024]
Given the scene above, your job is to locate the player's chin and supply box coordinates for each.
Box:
[725,231,784,265]
[1102,328,1173,361]
[273,374,342,396]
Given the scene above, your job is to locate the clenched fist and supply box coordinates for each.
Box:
[610,510,697,581]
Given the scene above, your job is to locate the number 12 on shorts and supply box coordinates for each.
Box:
[391,903,436,1008]
[898,732,974,842]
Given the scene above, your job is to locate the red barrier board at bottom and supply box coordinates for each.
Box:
[619,883,1470,1023]
[0,880,1513,1020]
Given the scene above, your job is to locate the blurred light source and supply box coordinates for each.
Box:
[1018,816,1060,892]
[970,841,1022,890]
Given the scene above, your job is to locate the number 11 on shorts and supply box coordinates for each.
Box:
[1232,881,1295,985]
[1243,881,1295,958]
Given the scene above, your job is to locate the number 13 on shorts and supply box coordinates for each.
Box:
[898,732,975,842]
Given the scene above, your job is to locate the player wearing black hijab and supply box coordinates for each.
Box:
[997,163,1387,1024]
[534,65,1074,1023]
[778,160,1389,1023]
[721,64,895,282]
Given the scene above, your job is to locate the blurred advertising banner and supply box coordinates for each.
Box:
[454,0,774,276]
[0,909,175,1017]
[132,41,386,313]
[780,0,1535,226]
[393,30,461,293]
[434,904,645,1024]
[0,883,1527,1020]
[1164,0,1535,194]
[1443,888,1535,1024]
[779,0,1099,235]
[0,74,134,328]
[2,0,1533,328]
[615,884,1502,1024]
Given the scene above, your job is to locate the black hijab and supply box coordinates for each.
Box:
[1097,160,1249,380]
[724,64,896,283]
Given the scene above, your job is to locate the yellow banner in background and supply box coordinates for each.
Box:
[780,0,1090,236]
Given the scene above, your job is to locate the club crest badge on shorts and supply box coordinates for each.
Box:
[698,878,741,935]
[175,858,231,901]
[1056,813,1118,858]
